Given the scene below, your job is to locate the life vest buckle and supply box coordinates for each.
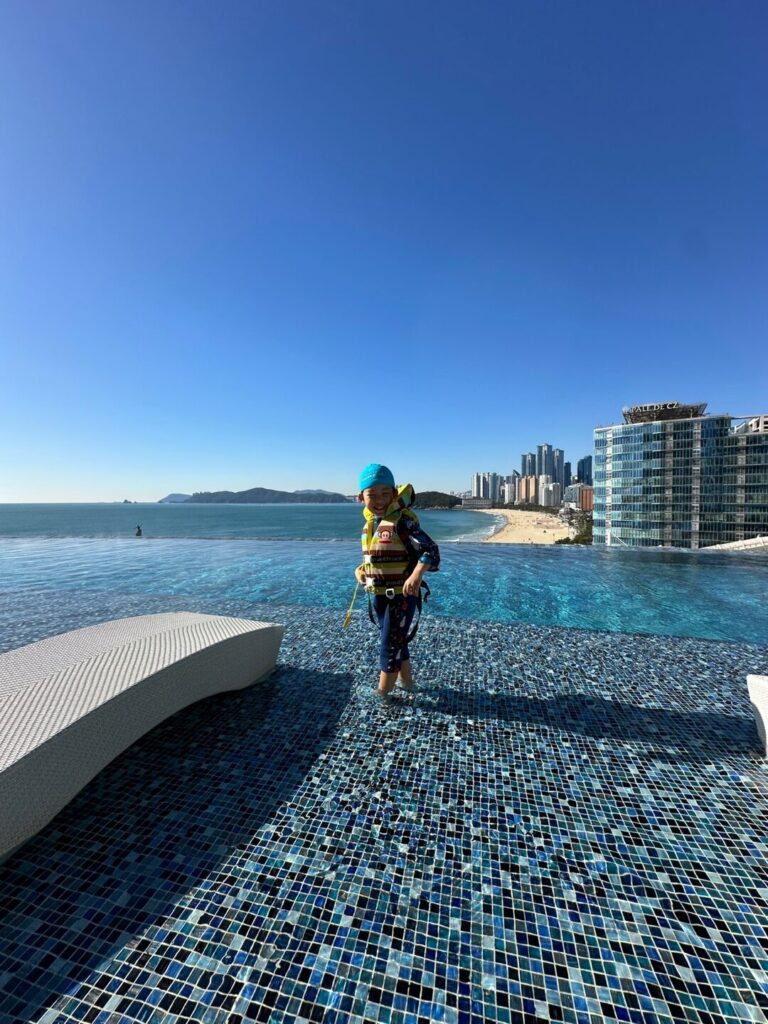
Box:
[385,587,396,599]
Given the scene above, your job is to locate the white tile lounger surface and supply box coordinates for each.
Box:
[747,674,767,756]
[0,613,284,861]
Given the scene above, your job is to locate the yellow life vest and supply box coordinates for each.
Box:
[361,484,419,596]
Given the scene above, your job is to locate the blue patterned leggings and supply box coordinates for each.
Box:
[373,594,418,672]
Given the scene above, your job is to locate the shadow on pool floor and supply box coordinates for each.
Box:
[418,688,762,764]
[0,667,354,1023]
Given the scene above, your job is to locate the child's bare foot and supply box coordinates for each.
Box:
[396,660,417,692]
[378,670,397,696]
[396,676,417,692]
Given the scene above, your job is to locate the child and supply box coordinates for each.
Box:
[355,463,440,702]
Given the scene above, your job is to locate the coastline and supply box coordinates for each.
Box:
[474,508,572,545]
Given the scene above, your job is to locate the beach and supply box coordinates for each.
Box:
[476,507,572,544]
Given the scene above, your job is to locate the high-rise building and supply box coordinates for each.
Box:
[594,402,768,548]
[563,483,582,506]
[553,449,564,490]
[488,472,501,504]
[564,482,594,511]
[536,444,554,479]
[540,481,562,507]
[518,475,538,504]
[577,456,593,486]
[504,473,519,504]
[564,461,572,487]
[521,452,536,476]
[472,472,504,502]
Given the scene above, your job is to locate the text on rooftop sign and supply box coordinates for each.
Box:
[627,402,681,414]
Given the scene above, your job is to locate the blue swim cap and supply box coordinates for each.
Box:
[359,463,395,492]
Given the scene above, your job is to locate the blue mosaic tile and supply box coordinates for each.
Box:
[0,592,767,1024]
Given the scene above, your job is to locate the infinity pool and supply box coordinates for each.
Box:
[1,536,767,1024]
[1,538,766,646]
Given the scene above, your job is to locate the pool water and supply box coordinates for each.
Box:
[1,520,767,1023]
[1,537,766,646]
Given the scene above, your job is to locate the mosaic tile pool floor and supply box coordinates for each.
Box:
[1,593,767,1024]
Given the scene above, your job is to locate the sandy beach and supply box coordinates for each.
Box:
[475,508,572,545]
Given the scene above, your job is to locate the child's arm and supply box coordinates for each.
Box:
[400,517,440,595]
[403,557,429,596]
[401,517,441,571]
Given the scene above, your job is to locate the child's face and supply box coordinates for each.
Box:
[360,484,395,516]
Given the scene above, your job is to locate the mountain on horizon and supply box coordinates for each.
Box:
[158,493,192,503]
[293,489,341,496]
[181,486,352,504]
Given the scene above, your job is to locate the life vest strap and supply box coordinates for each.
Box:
[366,580,431,645]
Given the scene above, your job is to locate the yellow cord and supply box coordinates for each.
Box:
[342,579,361,628]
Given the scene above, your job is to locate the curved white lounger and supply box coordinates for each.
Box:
[747,674,767,756]
[0,612,283,861]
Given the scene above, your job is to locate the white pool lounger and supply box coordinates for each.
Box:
[0,613,284,861]
[747,674,767,756]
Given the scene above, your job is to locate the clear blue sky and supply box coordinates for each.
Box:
[1,1,766,501]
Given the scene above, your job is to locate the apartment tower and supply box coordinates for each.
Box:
[594,402,768,548]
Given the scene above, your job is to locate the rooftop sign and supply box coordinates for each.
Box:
[622,402,708,424]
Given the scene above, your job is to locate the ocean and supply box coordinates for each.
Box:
[0,502,496,542]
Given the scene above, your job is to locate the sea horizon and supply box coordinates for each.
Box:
[0,502,499,544]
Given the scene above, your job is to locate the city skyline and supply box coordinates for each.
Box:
[470,438,592,504]
[5,404,765,503]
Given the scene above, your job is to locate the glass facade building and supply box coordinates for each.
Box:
[577,455,593,486]
[536,444,554,479]
[553,448,564,490]
[594,409,768,548]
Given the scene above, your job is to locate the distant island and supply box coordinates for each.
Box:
[412,491,461,509]
[177,487,352,504]
[155,487,460,507]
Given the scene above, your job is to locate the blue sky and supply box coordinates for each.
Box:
[1,1,766,501]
